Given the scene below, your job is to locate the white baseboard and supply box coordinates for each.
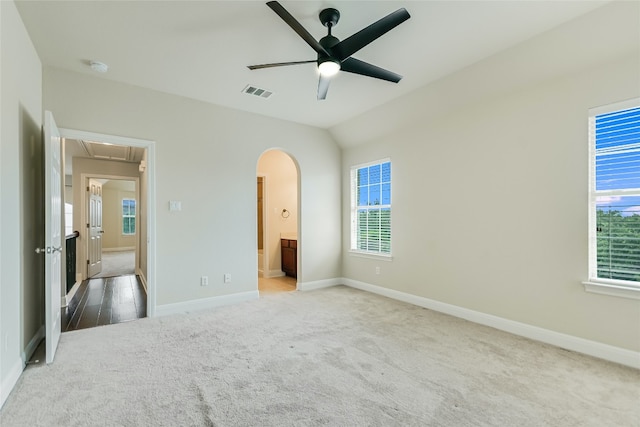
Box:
[265,270,285,279]
[102,247,135,252]
[0,357,23,409]
[136,268,147,293]
[342,278,640,369]
[22,325,44,365]
[155,290,259,317]
[65,281,82,307]
[297,278,342,291]
[2,319,45,408]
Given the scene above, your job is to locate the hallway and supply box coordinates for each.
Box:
[64,275,146,332]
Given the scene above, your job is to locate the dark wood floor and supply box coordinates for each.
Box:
[64,274,146,332]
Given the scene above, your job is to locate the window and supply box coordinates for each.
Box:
[122,198,136,235]
[587,99,640,292]
[350,159,391,256]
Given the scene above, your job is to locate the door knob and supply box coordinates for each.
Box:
[35,246,62,254]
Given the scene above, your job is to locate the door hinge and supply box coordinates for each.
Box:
[87,186,90,192]
[87,223,90,228]
[87,259,90,265]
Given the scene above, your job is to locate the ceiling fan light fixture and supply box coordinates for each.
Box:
[318,59,340,77]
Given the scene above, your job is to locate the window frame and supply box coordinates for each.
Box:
[584,98,640,300]
[122,198,136,236]
[349,158,392,258]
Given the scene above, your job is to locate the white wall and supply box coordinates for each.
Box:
[340,4,640,352]
[0,0,43,406]
[257,150,298,276]
[44,67,342,305]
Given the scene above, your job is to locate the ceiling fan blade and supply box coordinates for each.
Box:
[248,60,316,70]
[333,8,410,61]
[340,57,402,83]
[267,1,329,56]
[317,74,331,100]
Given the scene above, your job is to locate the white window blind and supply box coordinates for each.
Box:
[588,100,640,285]
[122,198,136,235]
[350,160,391,255]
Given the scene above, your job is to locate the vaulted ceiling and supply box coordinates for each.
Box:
[16,1,611,130]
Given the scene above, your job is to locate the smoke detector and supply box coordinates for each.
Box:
[89,61,108,73]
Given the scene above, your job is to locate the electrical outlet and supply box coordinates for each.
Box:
[200,276,208,286]
[224,273,231,283]
[375,266,380,275]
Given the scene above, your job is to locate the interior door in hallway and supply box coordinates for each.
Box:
[43,111,63,364]
[87,179,103,277]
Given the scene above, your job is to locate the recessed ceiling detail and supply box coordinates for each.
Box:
[80,140,142,162]
[242,85,273,99]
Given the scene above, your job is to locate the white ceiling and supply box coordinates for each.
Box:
[16,0,610,129]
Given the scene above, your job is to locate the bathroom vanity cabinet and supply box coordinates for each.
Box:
[281,238,297,278]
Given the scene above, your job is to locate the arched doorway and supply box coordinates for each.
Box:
[256,149,299,294]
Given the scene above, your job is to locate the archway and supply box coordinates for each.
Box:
[256,149,300,294]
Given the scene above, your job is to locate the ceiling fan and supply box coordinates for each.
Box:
[248,1,411,100]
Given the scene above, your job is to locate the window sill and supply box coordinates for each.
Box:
[348,251,393,261]
[582,280,640,300]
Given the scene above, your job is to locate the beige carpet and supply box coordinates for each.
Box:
[93,250,135,278]
[1,286,637,426]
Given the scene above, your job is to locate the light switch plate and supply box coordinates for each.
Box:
[169,200,182,211]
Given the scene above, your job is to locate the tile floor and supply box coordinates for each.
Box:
[258,275,297,294]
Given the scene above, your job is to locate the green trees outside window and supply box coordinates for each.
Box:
[596,207,640,282]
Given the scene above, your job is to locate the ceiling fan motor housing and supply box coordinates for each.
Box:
[318,35,340,63]
[319,8,340,28]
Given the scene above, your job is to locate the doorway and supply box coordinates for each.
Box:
[86,178,138,279]
[63,176,144,332]
[256,150,299,294]
[59,128,157,322]
[64,166,145,331]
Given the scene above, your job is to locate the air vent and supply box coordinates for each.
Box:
[242,85,273,99]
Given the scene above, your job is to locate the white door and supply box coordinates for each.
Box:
[87,179,103,277]
[42,111,63,364]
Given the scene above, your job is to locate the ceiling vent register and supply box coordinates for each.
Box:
[242,85,273,99]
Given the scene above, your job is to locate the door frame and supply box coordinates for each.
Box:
[257,174,268,278]
[59,128,157,317]
[81,175,140,278]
